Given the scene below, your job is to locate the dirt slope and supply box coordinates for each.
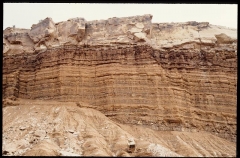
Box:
[2,99,236,156]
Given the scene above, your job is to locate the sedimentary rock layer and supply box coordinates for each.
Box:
[3,14,237,143]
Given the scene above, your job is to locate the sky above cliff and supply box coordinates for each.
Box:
[3,3,237,30]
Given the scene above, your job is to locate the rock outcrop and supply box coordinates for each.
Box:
[2,14,237,156]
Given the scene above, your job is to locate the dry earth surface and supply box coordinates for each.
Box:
[2,99,236,156]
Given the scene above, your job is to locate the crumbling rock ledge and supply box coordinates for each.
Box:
[3,14,237,147]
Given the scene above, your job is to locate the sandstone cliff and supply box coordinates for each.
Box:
[2,14,237,156]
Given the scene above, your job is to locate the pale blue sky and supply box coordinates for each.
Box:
[3,3,237,29]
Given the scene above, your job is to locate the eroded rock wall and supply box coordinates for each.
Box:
[2,15,237,142]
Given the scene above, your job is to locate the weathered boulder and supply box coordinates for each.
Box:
[56,17,86,44]
[127,138,135,153]
[80,14,152,44]
[29,17,57,46]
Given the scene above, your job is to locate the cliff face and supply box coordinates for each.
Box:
[2,14,237,155]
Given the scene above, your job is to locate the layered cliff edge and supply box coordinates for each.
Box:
[2,14,237,156]
[3,14,237,53]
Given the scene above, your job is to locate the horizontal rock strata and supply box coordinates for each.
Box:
[3,14,237,143]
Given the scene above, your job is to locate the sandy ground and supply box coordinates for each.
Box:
[2,98,236,156]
